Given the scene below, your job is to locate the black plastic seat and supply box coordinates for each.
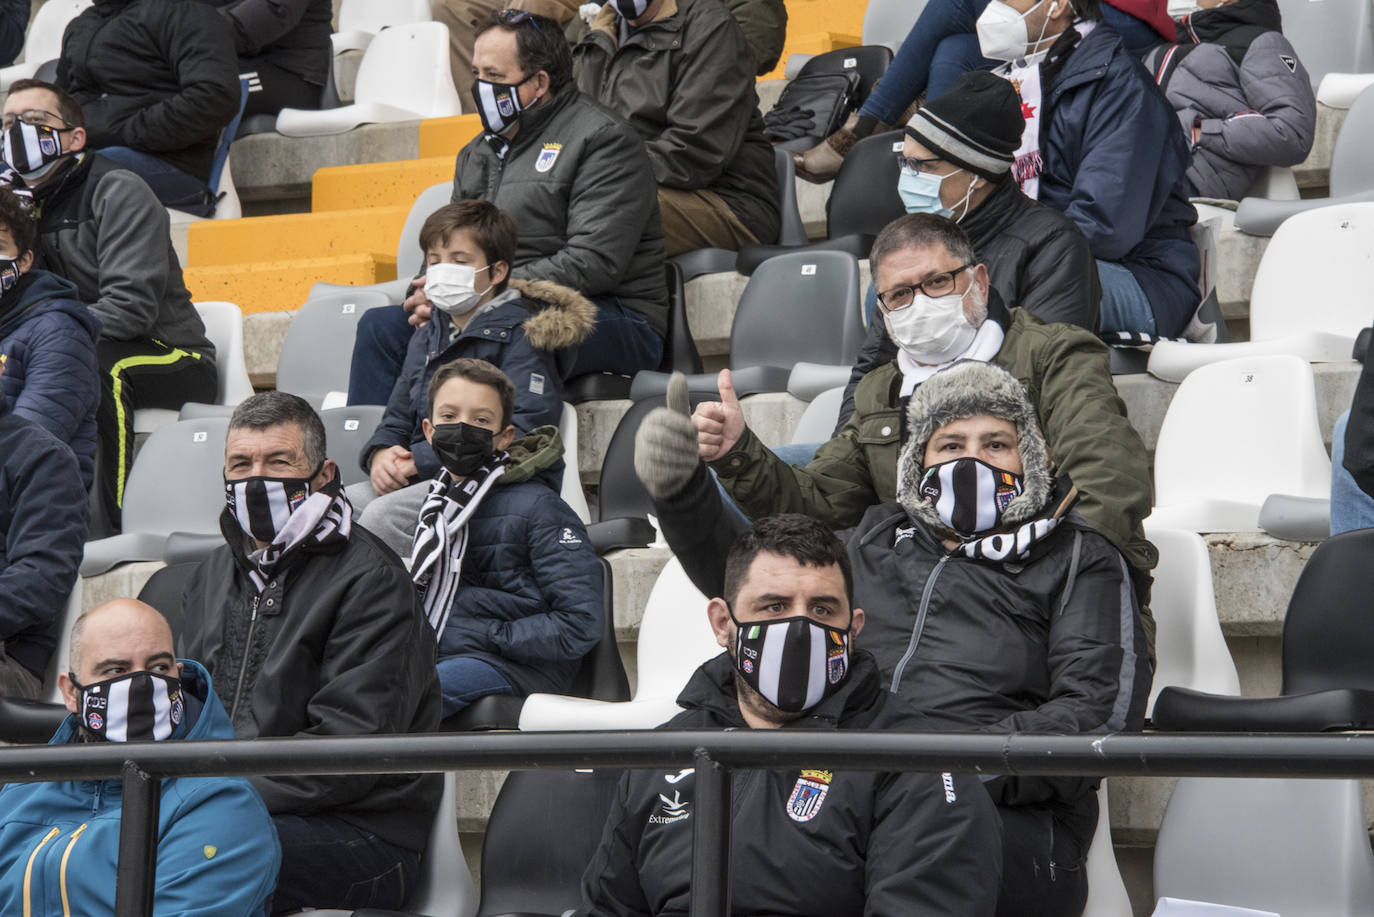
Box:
[1153,528,1374,731]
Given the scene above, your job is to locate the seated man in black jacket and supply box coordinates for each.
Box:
[576,513,1001,916]
[211,0,334,119]
[180,391,442,914]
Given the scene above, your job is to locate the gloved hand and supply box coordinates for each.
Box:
[634,372,702,500]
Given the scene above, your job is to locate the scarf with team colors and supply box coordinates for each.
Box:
[243,484,352,592]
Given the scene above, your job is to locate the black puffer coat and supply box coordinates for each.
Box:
[57,0,241,183]
[210,0,334,86]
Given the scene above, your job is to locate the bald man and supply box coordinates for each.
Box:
[0,599,280,916]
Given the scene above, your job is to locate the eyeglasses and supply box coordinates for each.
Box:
[1,109,71,131]
[895,153,944,175]
[497,9,543,33]
[876,263,973,311]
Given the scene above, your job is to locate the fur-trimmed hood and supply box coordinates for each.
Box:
[896,361,1053,534]
[510,278,598,352]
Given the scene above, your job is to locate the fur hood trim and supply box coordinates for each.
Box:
[896,360,1053,533]
[511,278,598,352]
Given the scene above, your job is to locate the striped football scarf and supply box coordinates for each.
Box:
[410,455,508,634]
[244,484,353,592]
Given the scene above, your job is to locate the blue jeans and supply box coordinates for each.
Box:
[436,655,516,717]
[1096,260,1157,336]
[97,146,215,217]
[269,813,419,914]
[567,296,664,378]
[348,304,413,406]
[1330,410,1374,534]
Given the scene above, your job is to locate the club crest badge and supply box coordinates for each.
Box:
[536,143,562,173]
[787,769,832,822]
[496,93,516,118]
[39,134,58,157]
[826,631,847,684]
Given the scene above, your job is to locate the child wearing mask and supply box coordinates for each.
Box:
[411,358,602,718]
[350,199,596,546]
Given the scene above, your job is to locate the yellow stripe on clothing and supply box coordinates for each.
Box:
[59,824,88,917]
[23,826,61,917]
[110,347,204,507]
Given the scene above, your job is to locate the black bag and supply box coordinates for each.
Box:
[762,69,861,144]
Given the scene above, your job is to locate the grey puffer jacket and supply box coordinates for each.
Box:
[1145,0,1315,201]
[574,0,780,246]
[455,87,668,337]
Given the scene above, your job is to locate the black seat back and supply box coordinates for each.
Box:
[597,392,716,523]
[658,260,702,375]
[136,562,201,646]
[567,557,631,701]
[826,130,905,242]
[477,768,623,917]
[1281,528,1374,695]
[796,44,893,106]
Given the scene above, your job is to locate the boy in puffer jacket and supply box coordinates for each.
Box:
[408,358,602,718]
[1146,0,1315,201]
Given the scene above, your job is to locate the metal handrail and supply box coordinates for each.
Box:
[8,729,1374,917]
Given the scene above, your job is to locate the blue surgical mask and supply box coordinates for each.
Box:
[898,168,952,217]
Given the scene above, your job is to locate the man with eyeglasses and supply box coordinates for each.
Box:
[0,80,217,536]
[639,212,1158,647]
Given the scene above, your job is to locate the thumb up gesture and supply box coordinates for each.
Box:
[693,369,745,462]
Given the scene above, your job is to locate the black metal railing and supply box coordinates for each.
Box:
[7,729,1374,917]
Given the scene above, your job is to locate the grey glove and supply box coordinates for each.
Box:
[634,372,702,500]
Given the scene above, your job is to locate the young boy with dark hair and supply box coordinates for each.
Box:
[350,199,597,550]
[411,357,602,718]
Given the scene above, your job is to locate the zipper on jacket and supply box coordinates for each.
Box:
[230,594,261,723]
[889,553,953,693]
[23,826,61,917]
[58,824,88,917]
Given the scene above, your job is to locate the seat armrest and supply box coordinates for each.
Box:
[438,694,525,732]
[80,533,171,577]
[1152,686,1374,732]
[1258,494,1330,543]
[163,531,226,565]
[586,518,657,554]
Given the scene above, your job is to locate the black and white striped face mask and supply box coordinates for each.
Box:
[918,456,1023,537]
[1,120,67,179]
[731,612,851,713]
[614,0,652,17]
[224,463,321,544]
[70,670,183,742]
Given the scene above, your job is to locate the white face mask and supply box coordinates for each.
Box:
[1166,0,1201,17]
[976,0,1057,62]
[426,262,492,317]
[883,284,981,365]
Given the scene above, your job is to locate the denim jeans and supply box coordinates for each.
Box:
[436,655,517,717]
[269,813,419,914]
[97,146,215,216]
[1096,260,1157,336]
[567,296,664,379]
[1329,410,1374,535]
[348,305,414,406]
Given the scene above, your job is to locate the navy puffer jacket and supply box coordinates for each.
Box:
[0,271,101,487]
[436,427,603,697]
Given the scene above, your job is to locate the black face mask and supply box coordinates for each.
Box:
[431,422,496,477]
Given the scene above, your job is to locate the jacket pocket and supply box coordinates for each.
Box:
[854,411,902,448]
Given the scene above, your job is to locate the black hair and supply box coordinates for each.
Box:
[228,391,327,471]
[474,10,574,93]
[722,514,854,608]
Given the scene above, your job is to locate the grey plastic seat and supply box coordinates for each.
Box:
[320,405,386,487]
[1235,84,1374,235]
[788,386,845,444]
[786,361,854,402]
[81,417,230,575]
[276,289,395,405]
[862,0,929,52]
[630,250,864,400]
[1275,0,1374,89]
[307,180,454,302]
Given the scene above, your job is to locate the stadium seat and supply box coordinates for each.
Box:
[330,0,432,54]
[1082,782,1132,917]
[632,250,863,400]
[777,46,894,139]
[558,401,591,525]
[136,561,199,642]
[0,0,90,91]
[475,768,621,917]
[80,417,230,576]
[133,301,255,434]
[37,581,85,706]
[1274,0,1374,89]
[1146,355,1330,533]
[1234,85,1374,235]
[275,289,394,405]
[1317,72,1374,108]
[277,22,462,137]
[1148,203,1374,379]
[307,180,453,303]
[788,385,844,444]
[302,773,477,917]
[786,361,853,402]
[862,0,929,52]
[520,556,719,730]
[320,404,385,487]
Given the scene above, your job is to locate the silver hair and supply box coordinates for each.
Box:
[870,213,978,280]
[227,391,327,470]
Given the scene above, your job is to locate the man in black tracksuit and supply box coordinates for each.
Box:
[211,0,334,120]
[577,515,1001,916]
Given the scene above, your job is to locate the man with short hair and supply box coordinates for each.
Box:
[574,0,780,256]
[1,79,217,532]
[180,391,442,914]
[0,598,281,915]
[576,514,1002,916]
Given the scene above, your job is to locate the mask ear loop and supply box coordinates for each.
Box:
[1030,0,1059,54]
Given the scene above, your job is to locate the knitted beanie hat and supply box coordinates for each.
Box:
[904,71,1025,181]
[896,360,1053,530]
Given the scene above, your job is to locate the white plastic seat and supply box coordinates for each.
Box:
[519,557,719,730]
[1082,781,1132,917]
[1146,355,1330,533]
[330,0,432,54]
[559,402,591,525]
[40,581,84,704]
[132,301,253,435]
[278,22,462,137]
[1149,203,1374,380]
[1317,72,1374,108]
[0,0,91,91]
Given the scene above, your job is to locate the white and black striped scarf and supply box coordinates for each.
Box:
[410,455,509,634]
[955,515,1062,562]
[244,484,353,593]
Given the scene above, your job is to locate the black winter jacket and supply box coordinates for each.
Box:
[57,0,241,183]
[32,154,214,356]
[454,87,669,337]
[577,652,1002,917]
[574,0,780,246]
[181,511,442,854]
[210,0,333,86]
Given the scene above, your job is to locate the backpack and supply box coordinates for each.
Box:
[762,69,861,144]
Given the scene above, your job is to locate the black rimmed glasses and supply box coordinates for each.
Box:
[1,109,71,131]
[895,153,944,175]
[876,263,973,312]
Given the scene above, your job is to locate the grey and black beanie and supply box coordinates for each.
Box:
[904,71,1024,182]
[896,360,1053,530]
